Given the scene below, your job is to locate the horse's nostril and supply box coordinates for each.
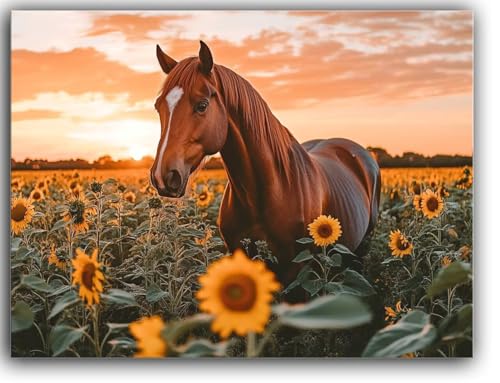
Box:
[165,170,182,191]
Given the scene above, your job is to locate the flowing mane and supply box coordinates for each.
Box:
[213,64,300,180]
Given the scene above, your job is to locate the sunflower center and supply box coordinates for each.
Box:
[81,263,96,290]
[11,203,27,222]
[426,197,439,212]
[33,191,41,200]
[396,236,409,251]
[220,274,257,311]
[317,223,333,238]
[199,192,207,201]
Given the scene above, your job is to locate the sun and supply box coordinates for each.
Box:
[128,146,148,161]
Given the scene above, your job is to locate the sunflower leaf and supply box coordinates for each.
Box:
[145,284,168,303]
[49,325,87,356]
[277,294,372,330]
[175,339,228,357]
[362,310,438,357]
[102,288,138,306]
[20,274,53,293]
[427,262,472,297]
[11,301,34,333]
[48,290,80,319]
[296,237,313,244]
[292,250,314,263]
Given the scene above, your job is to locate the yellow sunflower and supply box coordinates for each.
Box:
[384,300,406,323]
[35,179,46,189]
[11,177,24,191]
[67,178,80,192]
[129,316,167,358]
[441,255,452,267]
[11,197,35,235]
[48,245,67,271]
[196,187,214,208]
[123,191,136,204]
[30,188,45,202]
[413,195,422,211]
[196,249,280,338]
[71,248,104,306]
[388,229,413,257]
[420,189,444,219]
[62,196,94,233]
[308,214,342,247]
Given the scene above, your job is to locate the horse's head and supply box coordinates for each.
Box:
[151,41,228,197]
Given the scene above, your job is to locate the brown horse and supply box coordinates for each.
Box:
[150,41,381,287]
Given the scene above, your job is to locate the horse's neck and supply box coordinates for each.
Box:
[217,70,310,211]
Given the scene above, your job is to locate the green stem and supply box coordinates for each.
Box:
[246,332,257,358]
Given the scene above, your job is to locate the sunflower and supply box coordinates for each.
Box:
[62,196,94,233]
[420,189,444,219]
[70,185,83,199]
[11,177,24,191]
[67,178,80,191]
[441,255,452,267]
[384,300,406,323]
[129,316,167,358]
[308,214,342,247]
[30,188,45,202]
[437,185,449,198]
[48,245,67,271]
[72,248,104,306]
[123,191,136,204]
[36,179,46,189]
[388,229,413,257]
[196,249,280,338]
[11,197,35,235]
[196,187,214,208]
[412,194,422,211]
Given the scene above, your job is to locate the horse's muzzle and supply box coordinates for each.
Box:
[150,168,186,198]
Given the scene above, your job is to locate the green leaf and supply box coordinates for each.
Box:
[176,339,228,357]
[381,257,402,265]
[301,279,324,296]
[296,237,313,244]
[11,301,34,333]
[330,243,355,256]
[146,284,168,303]
[342,269,376,296]
[11,237,22,252]
[50,325,87,356]
[51,219,69,232]
[427,262,472,297]
[162,314,212,343]
[49,290,80,319]
[20,274,53,293]
[102,288,137,306]
[438,304,473,341]
[292,250,314,263]
[276,294,372,330]
[362,310,438,358]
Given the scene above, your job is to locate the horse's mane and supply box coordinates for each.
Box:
[214,64,301,179]
[159,58,303,180]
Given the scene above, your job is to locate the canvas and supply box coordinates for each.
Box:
[10,10,473,358]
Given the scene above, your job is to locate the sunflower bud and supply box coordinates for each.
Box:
[447,228,458,240]
[148,197,162,209]
[90,181,102,193]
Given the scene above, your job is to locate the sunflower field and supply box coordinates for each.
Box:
[10,166,473,358]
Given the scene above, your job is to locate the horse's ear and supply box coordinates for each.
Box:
[156,44,177,74]
[198,40,213,75]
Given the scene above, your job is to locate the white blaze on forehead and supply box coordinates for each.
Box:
[154,85,184,186]
[166,86,184,111]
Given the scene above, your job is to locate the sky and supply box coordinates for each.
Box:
[11,10,473,161]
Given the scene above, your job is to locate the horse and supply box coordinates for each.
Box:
[150,41,381,290]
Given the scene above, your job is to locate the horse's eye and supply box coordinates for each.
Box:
[195,101,209,113]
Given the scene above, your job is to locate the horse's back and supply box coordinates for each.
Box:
[302,138,381,249]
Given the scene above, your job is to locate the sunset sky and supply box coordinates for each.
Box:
[11,10,473,161]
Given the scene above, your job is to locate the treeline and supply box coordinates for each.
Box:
[11,148,472,171]
[368,147,472,168]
